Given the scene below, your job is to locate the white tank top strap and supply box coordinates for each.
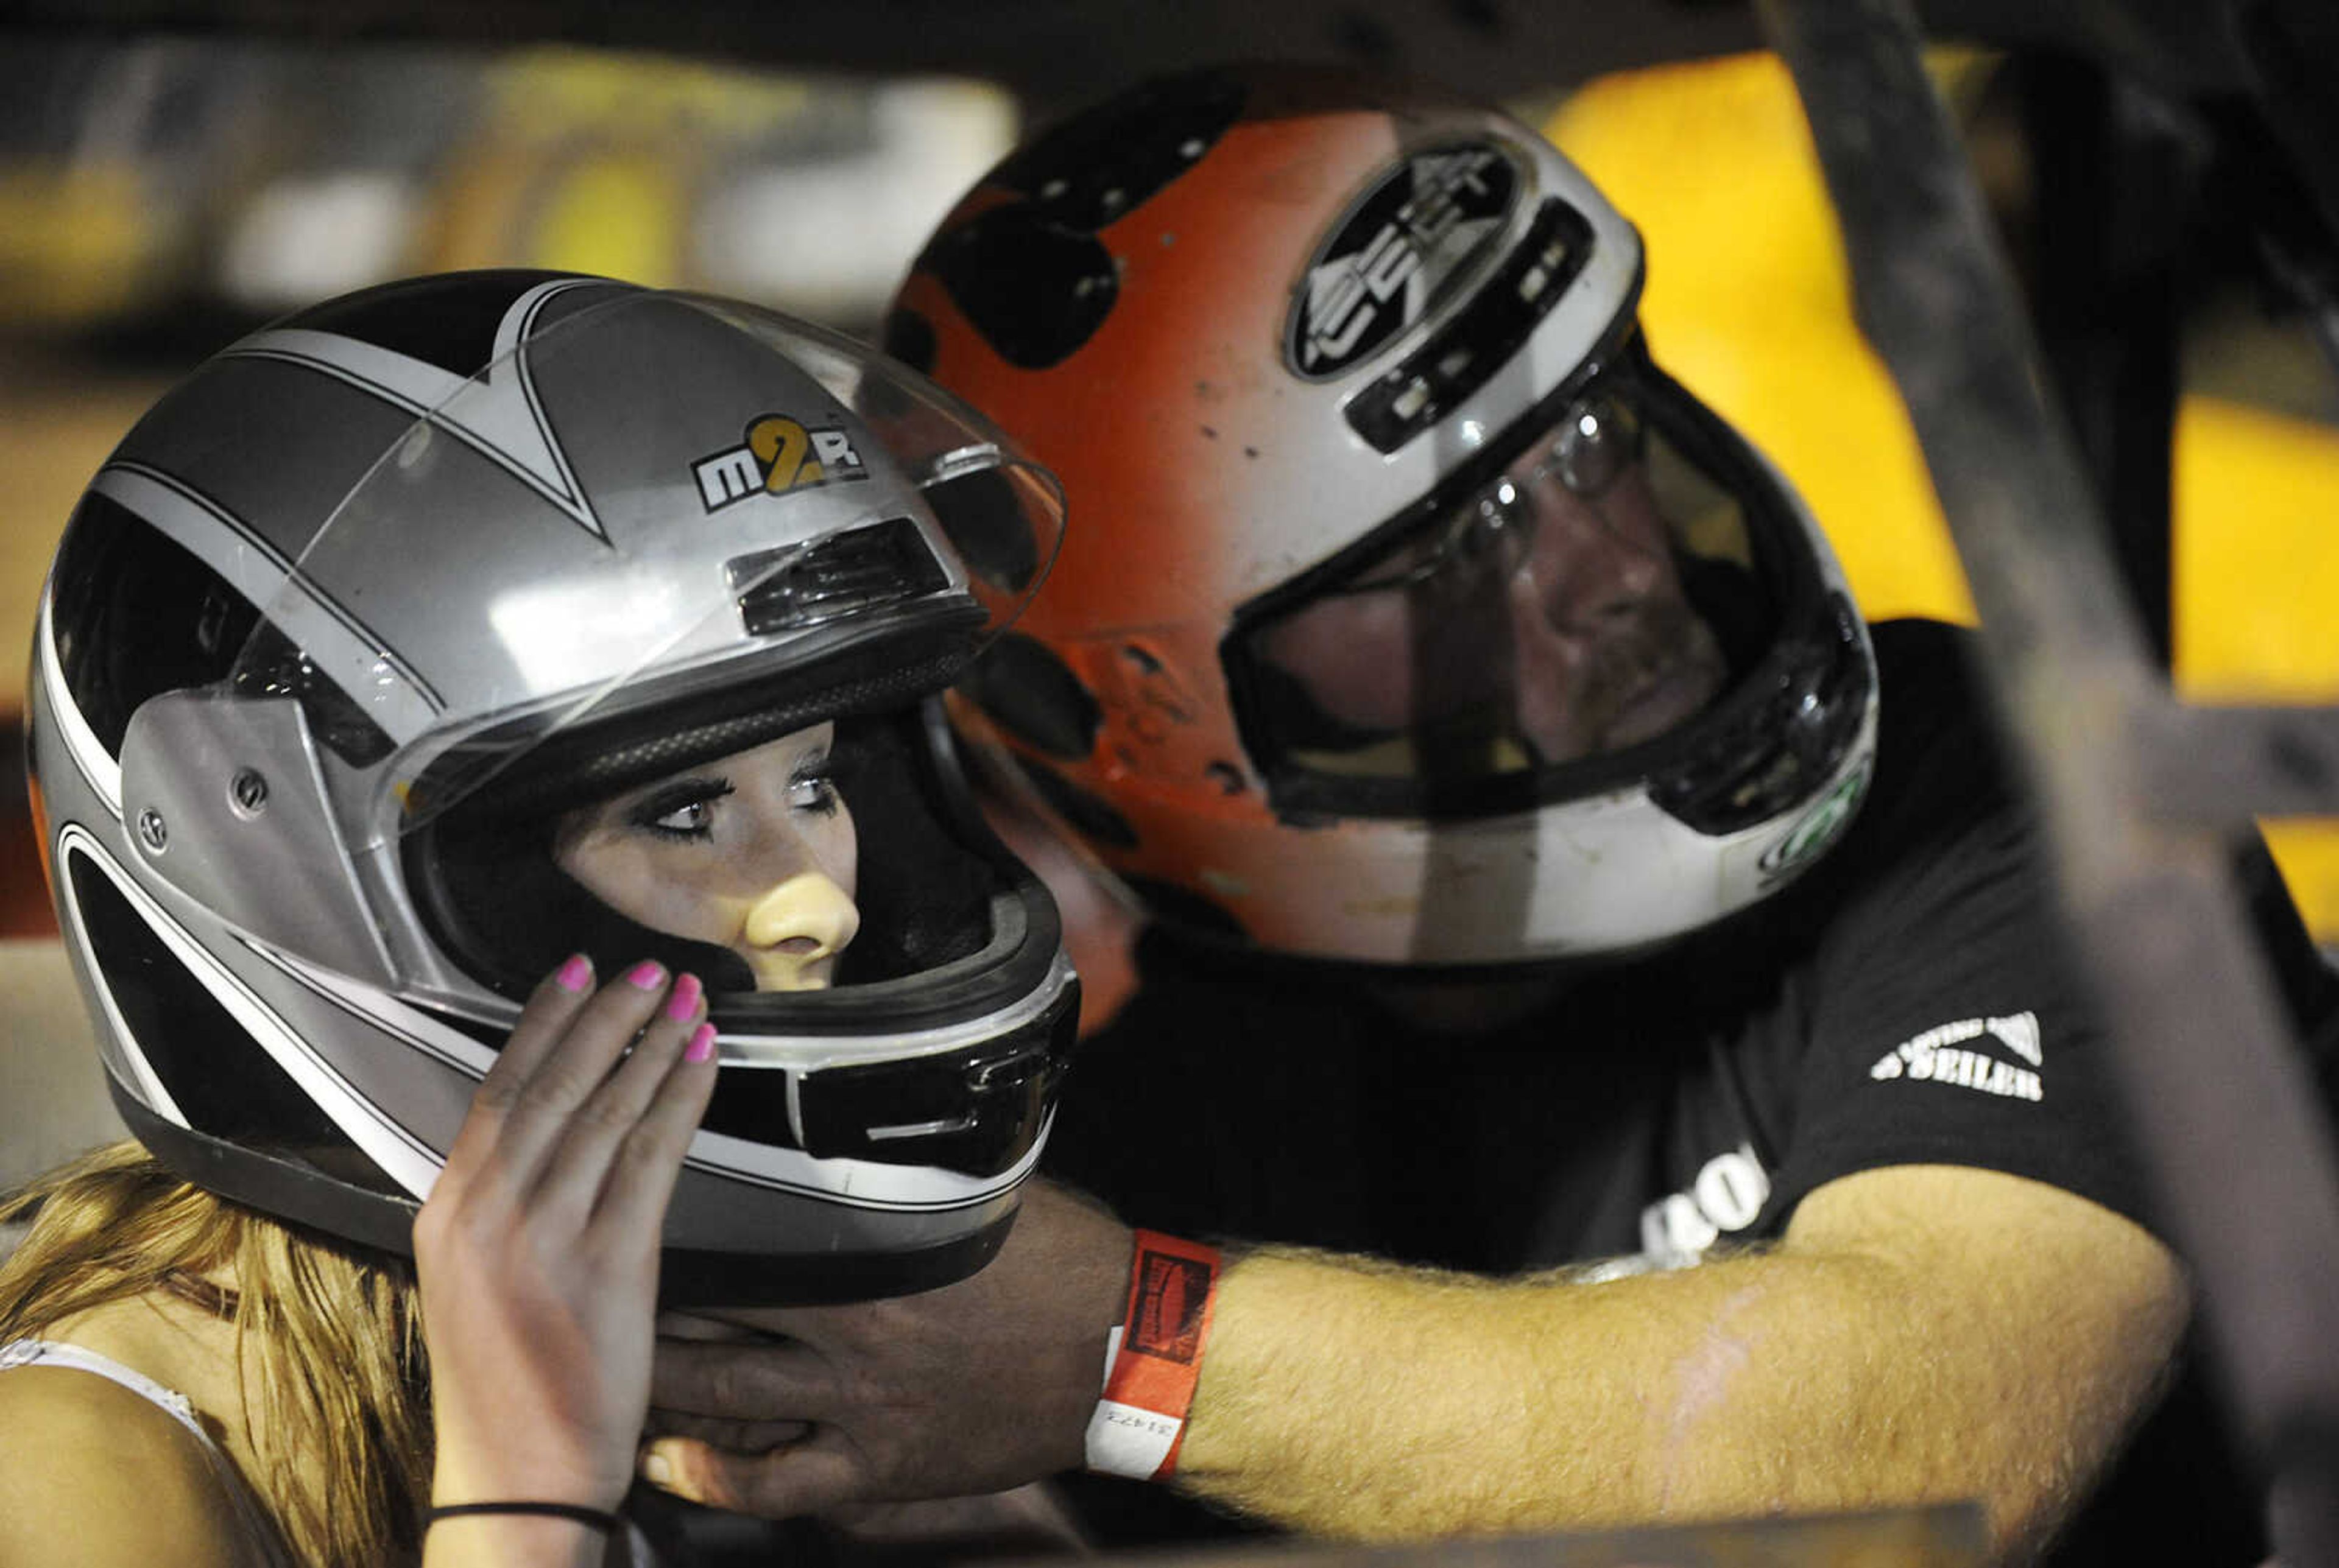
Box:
[0,1338,298,1566]
[0,1337,661,1565]
[0,1337,206,1436]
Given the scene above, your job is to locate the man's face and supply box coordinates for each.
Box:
[1252,409,1729,772]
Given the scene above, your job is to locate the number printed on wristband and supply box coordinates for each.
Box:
[1098,1403,1181,1440]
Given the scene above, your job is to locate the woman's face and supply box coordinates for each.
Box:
[554,722,859,992]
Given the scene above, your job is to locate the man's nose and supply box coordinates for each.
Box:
[744,871,860,959]
[1527,500,1667,633]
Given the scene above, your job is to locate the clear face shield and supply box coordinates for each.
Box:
[1234,350,1779,812]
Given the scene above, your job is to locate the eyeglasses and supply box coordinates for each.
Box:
[1332,389,1646,598]
[1548,390,1643,497]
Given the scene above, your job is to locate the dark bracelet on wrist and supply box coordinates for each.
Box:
[425,1501,621,1533]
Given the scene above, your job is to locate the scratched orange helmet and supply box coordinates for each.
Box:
[886,65,1878,966]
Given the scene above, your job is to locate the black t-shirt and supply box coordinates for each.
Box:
[1048,619,2147,1269]
[1042,619,2260,1563]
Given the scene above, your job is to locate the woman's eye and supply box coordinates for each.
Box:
[630,779,732,840]
[651,800,714,835]
[789,773,840,814]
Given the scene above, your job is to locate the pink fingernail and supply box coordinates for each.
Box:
[664,972,703,1021]
[555,954,593,993]
[627,960,666,991]
[684,1023,718,1063]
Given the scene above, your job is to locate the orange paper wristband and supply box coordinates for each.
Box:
[1084,1230,1221,1480]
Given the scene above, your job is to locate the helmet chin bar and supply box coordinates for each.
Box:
[655,1217,1014,1307]
[112,1091,1021,1306]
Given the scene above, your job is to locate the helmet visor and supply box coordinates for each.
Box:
[215,284,1064,846]
[175,281,1068,1027]
[1233,354,1776,807]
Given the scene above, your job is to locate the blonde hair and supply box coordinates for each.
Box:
[0,1141,431,1568]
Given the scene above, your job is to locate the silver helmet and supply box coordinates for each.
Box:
[30,271,1076,1302]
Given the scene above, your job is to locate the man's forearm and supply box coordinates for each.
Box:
[1174,1165,2187,1558]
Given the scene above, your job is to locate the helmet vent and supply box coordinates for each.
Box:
[794,994,1076,1177]
[730,518,949,635]
[1346,198,1596,453]
[1649,594,1874,835]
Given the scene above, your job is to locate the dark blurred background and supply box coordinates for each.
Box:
[0,0,2333,1173]
[6,5,2333,941]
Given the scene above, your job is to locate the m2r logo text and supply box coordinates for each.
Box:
[694,414,869,511]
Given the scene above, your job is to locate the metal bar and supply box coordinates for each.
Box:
[1754,2,2339,1561]
[2015,52,2186,672]
[2136,702,2339,824]
[2228,0,2339,250]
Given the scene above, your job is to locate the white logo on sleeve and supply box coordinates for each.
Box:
[1868,1011,2044,1101]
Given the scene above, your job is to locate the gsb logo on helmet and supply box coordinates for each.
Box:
[1285,144,1518,380]
[694,414,869,512]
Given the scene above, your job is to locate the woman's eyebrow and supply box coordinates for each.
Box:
[624,775,735,817]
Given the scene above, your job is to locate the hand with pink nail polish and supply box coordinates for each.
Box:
[412,955,718,1563]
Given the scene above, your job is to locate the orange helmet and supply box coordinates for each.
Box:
[887,65,1877,966]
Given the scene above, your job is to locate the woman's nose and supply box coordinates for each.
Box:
[744,871,860,960]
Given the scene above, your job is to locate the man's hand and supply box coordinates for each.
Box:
[641,1177,1134,1517]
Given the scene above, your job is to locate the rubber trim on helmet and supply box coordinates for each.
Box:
[420,609,987,829]
[410,687,1068,1038]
